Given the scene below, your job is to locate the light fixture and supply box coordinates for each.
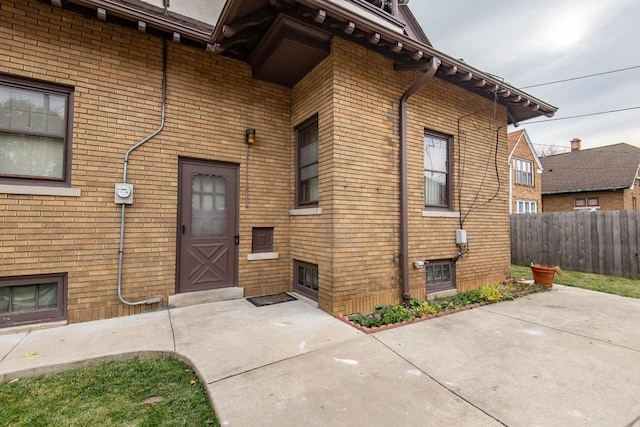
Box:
[245,128,256,144]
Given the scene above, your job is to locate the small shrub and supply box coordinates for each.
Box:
[478,285,502,302]
[413,301,438,318]
[379,304,414,324]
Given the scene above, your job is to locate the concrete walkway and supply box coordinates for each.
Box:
[1,285,639,426]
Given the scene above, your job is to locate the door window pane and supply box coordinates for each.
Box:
[191,175,226,237]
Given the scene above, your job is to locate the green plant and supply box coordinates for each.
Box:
[413,301,438,317]
[379,304,414,324]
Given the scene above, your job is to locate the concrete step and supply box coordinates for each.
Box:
[168,287,244,309]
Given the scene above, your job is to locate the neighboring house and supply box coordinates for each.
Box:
[508,129,542,214]
[0,0,556,327]
[541,139,640,212]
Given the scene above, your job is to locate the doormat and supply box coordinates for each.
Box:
[247,292,298,307]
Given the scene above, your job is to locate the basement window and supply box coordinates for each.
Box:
[0,273,67,327]
[425,260,455,294]
[293,260,318,301]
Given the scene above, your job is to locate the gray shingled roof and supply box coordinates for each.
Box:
[540,143,640,194]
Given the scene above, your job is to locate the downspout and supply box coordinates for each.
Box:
[507,136,519,215]
[117,38,167,306]
[399,56,441,305]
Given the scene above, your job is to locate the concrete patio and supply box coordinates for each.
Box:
[1,285,639,426]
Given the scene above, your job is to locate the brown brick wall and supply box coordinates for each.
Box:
[0,0,293,323]
[290,52,335,313]
[328,39,510,313]
[542,190,629,212]
[1,1,514,323]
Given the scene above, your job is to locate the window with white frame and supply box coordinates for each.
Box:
[514,158,533,186]
[516,200,537,214]
[0,74,73,186]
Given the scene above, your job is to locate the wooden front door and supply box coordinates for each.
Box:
[177,159,238,293]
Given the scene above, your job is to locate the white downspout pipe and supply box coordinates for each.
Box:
[507,135,519,215]
[117,39,167,306]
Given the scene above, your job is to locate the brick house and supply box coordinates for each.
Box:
[0,0,556,328]
[508,129,542,214]
[541,139,640,212]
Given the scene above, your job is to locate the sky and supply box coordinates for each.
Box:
[409,0,640,153]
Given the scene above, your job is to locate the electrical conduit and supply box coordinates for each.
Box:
[117,39,167,306]
[399,56,441,305]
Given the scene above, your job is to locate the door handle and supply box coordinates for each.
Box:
[182,225,186,234]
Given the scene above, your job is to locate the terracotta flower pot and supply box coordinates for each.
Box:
[531,265,556,287]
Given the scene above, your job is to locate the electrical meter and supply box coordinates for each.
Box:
[114,183,134,204]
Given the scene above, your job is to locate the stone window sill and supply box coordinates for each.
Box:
[0,184,81,197]
[289,207,322,216]
[247,252,279,261]
[422,210,460,218]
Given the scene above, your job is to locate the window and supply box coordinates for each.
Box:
[0,273,67,327]
[252,227,274,253]
[293,259,318,300]
[296,116,318,207]
[575,197,599,209]
[424,131,451,209]
[516,200,537,214]
[0,75,73,186]
[425,260,455,293]
[514,158,533,186]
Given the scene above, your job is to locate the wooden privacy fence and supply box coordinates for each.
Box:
[510,210,640,279]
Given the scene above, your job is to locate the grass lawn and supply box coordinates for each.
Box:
[511,264,640,299]
[0,356,219,427]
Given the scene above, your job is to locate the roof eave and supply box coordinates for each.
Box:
[67,0,215,42]
[293,0,557,123]
[542,186,630,195]
[55,0,559,122]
